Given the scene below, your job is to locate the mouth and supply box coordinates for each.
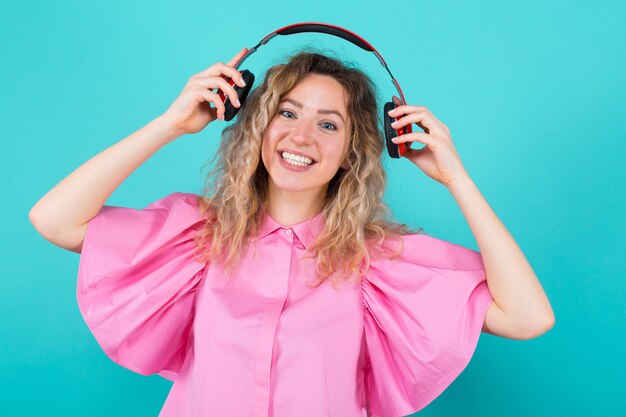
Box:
[276,150,318,166]
[276,151,317,173]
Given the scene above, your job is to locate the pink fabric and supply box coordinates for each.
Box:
[76,192,493,417]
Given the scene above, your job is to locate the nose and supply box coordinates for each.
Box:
[289,118,316,146]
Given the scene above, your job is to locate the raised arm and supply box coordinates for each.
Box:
[28,116,182,253]
[29,47,248,253]
[387,97,555,339]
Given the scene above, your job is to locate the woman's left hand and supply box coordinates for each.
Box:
[389,96,471,189]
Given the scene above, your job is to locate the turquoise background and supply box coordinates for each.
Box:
[2,0,624,415]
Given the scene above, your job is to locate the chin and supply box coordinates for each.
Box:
[272,179,316,192]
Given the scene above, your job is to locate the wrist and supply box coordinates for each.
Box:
[446,173,475,194]
[153,115,185,143]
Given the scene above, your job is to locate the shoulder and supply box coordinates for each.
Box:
[371,231,484,271]
[148,191,201,207]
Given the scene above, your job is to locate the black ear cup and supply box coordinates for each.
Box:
[383,101,401,158]
[223,69,256,122]
[383,100,413,158]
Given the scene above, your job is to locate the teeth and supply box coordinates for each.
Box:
[281,151,313,166]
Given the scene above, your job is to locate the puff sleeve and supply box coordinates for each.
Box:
[76,192,207,381]
[361,232,494,417]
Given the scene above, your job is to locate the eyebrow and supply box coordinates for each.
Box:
[281,98,346,124]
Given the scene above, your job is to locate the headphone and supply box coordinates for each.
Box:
[216,22,413,159]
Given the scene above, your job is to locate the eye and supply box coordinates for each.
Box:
[321,122,337,131]
[279,109,295,119]
[279,109,337,131]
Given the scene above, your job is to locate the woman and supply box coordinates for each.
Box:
[30,47,555,417]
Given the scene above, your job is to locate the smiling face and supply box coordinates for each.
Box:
[261,73,351,206]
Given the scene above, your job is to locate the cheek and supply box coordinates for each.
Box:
[263,121,280,145]
[261,133,280,168]
[322,141,348,165]
[262,124,287,155]
[260,136,272,168]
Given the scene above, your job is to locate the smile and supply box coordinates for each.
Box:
[277,151,318,172]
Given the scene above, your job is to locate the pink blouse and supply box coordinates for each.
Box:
[76,192,493,417]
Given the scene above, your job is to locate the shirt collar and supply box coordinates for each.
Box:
[251,208,326,250]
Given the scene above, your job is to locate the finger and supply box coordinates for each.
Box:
[200,62,246,88]
[192,76,241,108]
[227,47,248,67]
[389,104,436,119]
[222,47,248,87]
[389,109,447,137]
[199,55,247,87]
[210,76,242,107]
[391,131,433,145]
[403,145,429,160]
[197,89,226,120]
[215,62,247,87]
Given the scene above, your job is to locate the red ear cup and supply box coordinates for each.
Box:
[217,69,256,121]
[383,101,412,158]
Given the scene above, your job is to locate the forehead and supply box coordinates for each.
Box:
[283,74,347,107]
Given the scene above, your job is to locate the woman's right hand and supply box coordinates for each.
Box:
[160,47,248,136]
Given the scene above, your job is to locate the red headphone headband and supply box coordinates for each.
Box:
[233,22,407,105]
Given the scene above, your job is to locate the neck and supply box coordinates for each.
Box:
[264,183,327,227]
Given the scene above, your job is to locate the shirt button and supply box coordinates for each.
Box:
[286,228,292,235]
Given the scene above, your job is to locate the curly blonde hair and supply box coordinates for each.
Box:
[192,48,424,289]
